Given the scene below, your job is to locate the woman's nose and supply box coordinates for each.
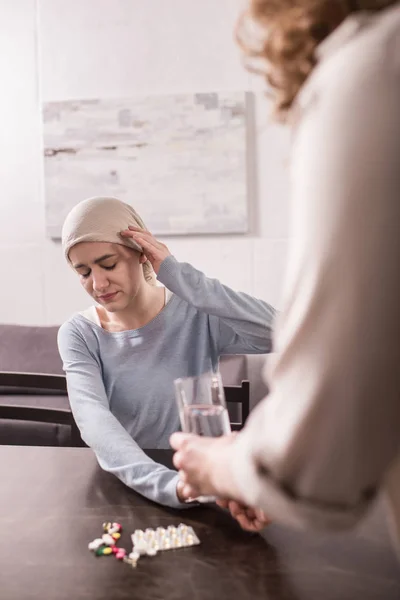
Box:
[92,271,109,292]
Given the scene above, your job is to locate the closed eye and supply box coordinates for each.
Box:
[80,264,117,279]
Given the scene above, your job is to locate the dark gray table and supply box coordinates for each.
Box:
[0,446,399,600]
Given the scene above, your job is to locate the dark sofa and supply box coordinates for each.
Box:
[0,324,73,445]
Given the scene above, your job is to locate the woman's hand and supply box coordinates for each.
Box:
[176,479,192,503]
[120,226,171,274]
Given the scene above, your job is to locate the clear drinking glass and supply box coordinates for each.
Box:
[174,370,231,503]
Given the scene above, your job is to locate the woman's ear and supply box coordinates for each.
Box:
[139,253,147,264]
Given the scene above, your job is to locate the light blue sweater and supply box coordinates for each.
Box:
[58,256,276,508]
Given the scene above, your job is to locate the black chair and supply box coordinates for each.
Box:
[0,371,84,447]
[224,381,250,431]
[0,372,250,445]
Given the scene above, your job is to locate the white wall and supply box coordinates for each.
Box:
[0,0,291,326]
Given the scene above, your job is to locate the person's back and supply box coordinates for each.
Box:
[232,0,400,535]
[171,0,400,551]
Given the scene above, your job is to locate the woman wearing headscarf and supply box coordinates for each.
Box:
[58,195,276,510]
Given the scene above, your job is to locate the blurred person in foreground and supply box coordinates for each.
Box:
[171,0,400,547]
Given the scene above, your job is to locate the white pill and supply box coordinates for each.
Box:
[88,538,104,551]
[102,534,115,546]
[129,551,140,561]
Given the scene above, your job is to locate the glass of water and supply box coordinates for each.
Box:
[174,370,231,503]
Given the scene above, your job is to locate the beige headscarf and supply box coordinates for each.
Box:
[61,196,156,285]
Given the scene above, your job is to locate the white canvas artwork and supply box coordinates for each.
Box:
[42,92,249,237]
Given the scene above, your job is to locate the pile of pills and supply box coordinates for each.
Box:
[88,522,127,560]
[88,522,200,569]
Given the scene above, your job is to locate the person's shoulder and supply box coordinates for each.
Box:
[58,312,96,345]
[341,5,400,76]
[299,6,400,118]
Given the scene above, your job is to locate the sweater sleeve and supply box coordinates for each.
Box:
[228,35,400,530]
[57,320,188,509]
[157,256,276,355]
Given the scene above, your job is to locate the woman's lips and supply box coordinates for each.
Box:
[98,292,119,302]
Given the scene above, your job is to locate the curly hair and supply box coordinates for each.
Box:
[237,0,397,121]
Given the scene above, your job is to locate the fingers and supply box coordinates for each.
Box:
[176,480,196,502]
[178,469,187,483]
[127,227,161,247]
[119,229,144,249]
[235,513,258,531]
[120,227,170,275]
[227,500,247,518]
[176,479,186,502]
[121,226,150,236]
[128,225,147,233]
[255,508,268,523]
[171,434,195,470]
[177,475,202,504]
[180,482,199,500]
[253,518,269,530]
[170,432,193,451]
[120,229,156,252]
[235,510,267,532]
[173,453,182,470]
[216,499,259,531]
[182,484,198,499]
[119,229,142,238]
[218,499,270,532]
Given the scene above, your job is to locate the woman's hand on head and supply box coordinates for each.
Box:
[120,227,171,274]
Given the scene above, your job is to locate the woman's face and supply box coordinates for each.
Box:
[69,241,147,312]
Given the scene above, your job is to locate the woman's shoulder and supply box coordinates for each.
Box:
[78,305,101,325]
[58,310,99,345]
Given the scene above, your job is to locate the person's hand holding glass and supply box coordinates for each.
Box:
[173,371,270,531]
